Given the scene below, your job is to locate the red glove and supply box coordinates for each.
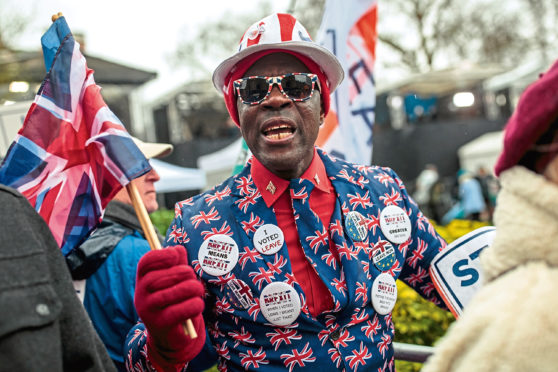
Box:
[135,246,206,371]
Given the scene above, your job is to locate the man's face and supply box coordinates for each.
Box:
[135,167,160,213]
[114,166,160,213]
[237,53,324,179]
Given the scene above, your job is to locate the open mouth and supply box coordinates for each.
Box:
[263,124,295,140]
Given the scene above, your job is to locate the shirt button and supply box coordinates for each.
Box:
[36,303,50,316]
[330,329,341,341]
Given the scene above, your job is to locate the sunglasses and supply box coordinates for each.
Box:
[234,73,319,105]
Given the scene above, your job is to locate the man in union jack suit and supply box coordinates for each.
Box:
[126,13,448,372]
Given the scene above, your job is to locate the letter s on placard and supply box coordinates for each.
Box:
[452,259,479,287]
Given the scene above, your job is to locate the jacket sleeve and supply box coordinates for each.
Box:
[0,185,116,371]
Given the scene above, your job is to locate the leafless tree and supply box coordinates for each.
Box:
[0,1,31,50]
[379,0,558,73]
[171,0,558,78]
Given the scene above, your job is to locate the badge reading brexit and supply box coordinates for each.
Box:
[379,205,412,244]
[430,226,495,318]
[371,273,398,315]
[198,234,239,276]
[253,224,284,255]
[259,282,301,326]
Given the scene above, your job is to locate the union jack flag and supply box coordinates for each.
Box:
[0,17,150,256]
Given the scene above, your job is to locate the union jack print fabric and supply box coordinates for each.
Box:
[127,148,447,371]
[0,16,150,256]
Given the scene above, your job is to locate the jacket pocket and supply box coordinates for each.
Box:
[0,283,63,338]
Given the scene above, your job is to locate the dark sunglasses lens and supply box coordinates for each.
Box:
[238,78,268,103]
[282,74,313,99]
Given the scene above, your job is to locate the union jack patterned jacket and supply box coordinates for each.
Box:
[126,148,447,372]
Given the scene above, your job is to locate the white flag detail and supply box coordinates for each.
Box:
[316,0,377,165]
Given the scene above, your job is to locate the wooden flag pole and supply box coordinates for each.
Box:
[126,183,197,339]
[126,183,198,338]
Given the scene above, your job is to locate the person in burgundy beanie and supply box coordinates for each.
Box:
[423,59,558,371]
[126,13,449,372]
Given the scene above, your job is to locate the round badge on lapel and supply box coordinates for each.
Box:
[379,205,412,244]
[198,234,239,276]
[372,240,396,271]
[253,224,284,255]
[344,211,369,242]
[259,282,301,326]
[224,278,254,309]
[371,273,398,315]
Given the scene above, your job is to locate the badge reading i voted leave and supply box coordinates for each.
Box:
[224,278,254,310]
[253,224,284,255]
[198,234,239,276]
[259,282,301,326]
[345,211,369,242]
[373,240,396,271]
[379,205,412,244]
[371,273,398,315]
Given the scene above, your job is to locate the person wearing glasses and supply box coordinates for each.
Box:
[126,13,448,372]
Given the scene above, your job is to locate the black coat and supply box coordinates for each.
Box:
[0,184,116,372]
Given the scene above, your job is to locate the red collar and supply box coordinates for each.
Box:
[251,149,331,208]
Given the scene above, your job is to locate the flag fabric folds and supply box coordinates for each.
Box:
[316,0,377,165]
[0,16,151,256]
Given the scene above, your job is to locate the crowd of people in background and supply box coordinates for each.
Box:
[413,164,500,225]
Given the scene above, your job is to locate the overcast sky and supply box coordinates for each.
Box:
[7,0,291,75]
[3,0,294,101]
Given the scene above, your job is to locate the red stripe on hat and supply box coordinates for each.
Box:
[246,34,261,47]
[277,13,296,42]
[246,23,264,47]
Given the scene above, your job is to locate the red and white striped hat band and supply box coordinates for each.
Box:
[212,13,344,97]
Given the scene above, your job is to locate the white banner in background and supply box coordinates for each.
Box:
[316,0,377,165]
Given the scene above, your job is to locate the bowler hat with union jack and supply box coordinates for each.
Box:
[212,13,344,126]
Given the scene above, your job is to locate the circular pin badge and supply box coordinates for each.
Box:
[224,279,254,310]
[379,205,412,244]
[373,240,396,271]
[253,224,284,255]
[198,234,239,276]
[371,273,398,315]
[344,211,369,242]
[259,282,301,326]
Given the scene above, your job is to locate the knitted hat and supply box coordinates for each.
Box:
[212,13,344,126]
[494,59,558,176]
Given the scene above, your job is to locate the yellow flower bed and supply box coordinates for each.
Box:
[394,219,491,372]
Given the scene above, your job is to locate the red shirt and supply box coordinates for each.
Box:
[251,150,338,317]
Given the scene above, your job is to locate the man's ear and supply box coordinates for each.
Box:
[320,104,325,126]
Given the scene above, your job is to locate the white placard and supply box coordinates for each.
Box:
[430,226,496,317]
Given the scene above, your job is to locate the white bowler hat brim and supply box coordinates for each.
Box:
[212,40,344,94]
[212,13,344,94]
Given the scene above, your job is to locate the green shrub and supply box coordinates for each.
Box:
[149,208,176,236]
